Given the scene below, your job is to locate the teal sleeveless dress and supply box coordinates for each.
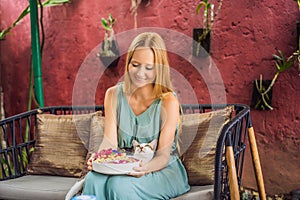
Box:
[83,83,190,200]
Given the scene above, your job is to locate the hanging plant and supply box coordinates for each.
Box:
[97,14,120,68]
[251,76,273,111]
[193,0,223,57]
[252,50,298,110]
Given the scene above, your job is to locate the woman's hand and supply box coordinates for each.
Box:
[128,160,149,178]
[87,153,95,171]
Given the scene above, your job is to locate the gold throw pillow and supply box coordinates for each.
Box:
[27,112,99,177]
[81,112,105,176]
[180,106,234,186]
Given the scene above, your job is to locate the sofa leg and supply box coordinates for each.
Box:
[248,127,266,200]
[226,133,240,200]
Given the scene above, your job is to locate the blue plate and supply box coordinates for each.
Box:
[71,195,97,200]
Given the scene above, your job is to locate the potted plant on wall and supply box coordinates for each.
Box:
[193,0,223,57]
[251,51,298,110]
[97,14,120,68]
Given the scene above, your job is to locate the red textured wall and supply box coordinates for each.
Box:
[1,0,299,195]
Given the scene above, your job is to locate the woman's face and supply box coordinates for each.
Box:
[128,47,156,89]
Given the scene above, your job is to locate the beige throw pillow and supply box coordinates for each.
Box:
[88,113,105,154]
[81,113,105,176]
[180,106,234,186]
[27,112,99,177]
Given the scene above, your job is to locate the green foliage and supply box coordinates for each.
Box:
[273,50,294,73]
[20,146,35,170]
[98,14,117,57]
[0,154,13,179]
[0,0,71,40]
[194,0,223,56]
[196,0,210,11]
[42,0,71,6]
[196,0,212,30]
[254,78,273,110]
[254,50,298,110]
[101,14,115,32]
[195,0,223,30]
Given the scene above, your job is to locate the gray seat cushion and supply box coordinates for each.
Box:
[172,185,214,200]
[66,178,213,200]
[0,175,213,200]
[0,175,79,200]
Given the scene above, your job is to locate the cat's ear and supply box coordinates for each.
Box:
[150,139,158,150]
[132,139,139,148]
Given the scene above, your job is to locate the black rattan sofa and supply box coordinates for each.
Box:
[0,104,252,200]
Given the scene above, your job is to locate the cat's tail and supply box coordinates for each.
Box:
[65,177,85,200]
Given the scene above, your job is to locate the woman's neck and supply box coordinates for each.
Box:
[130,84,155,101]
[126,84,157,116]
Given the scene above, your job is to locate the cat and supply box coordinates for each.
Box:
[132,139,157,163]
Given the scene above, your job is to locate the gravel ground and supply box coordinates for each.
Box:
[240,187,300,200]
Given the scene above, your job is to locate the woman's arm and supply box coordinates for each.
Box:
[130,92,179,177]
[87,86,118,170]
[98,86,119,150]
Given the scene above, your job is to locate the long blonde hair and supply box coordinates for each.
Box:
[123,32,173,98]
[124,32,183,152]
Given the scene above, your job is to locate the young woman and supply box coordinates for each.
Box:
[83,32,190,199]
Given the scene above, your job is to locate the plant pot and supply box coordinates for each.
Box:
[251,79,273,110]
[98,40,120,68]
[192,28,211,57]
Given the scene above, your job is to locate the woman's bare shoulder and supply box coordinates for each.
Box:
[161,92,179,109]
[105,85,119,97]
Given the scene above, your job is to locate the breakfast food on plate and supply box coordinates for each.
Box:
[92,148,141,174]
[93,148,139,164]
